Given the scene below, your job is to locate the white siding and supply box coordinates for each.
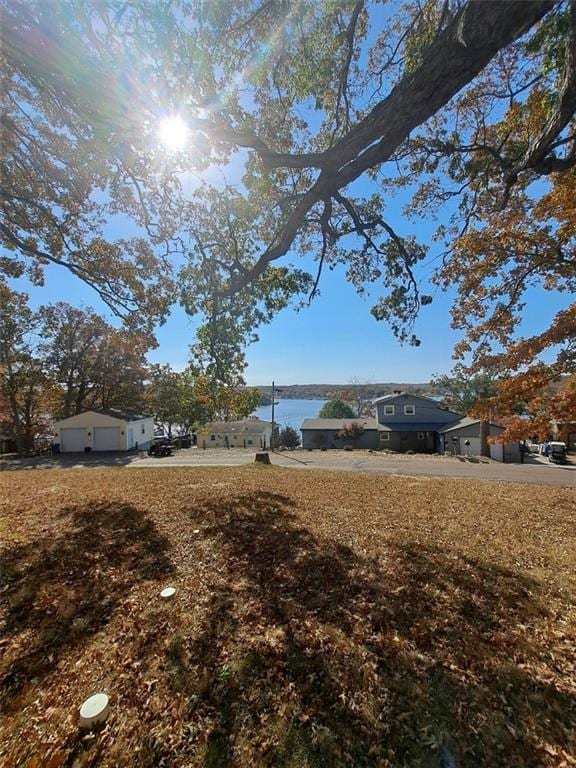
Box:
[131,418,154,449]
[53,412,155,451]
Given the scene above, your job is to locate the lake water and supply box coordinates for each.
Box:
[252,399,327,431]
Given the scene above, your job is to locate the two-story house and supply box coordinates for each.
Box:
[374,392,462,452]
[301,391,507,455]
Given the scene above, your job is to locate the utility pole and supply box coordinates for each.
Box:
[270,381,282,451]
[271,380,275,451]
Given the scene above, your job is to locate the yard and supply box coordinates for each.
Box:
[0,467,574,767]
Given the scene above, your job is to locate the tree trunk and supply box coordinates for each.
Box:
[479,420,490,457]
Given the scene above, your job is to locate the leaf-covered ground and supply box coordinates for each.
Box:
[0,467,574,768]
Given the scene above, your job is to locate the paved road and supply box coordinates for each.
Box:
[132,449,575,486]
[4,448,571,486]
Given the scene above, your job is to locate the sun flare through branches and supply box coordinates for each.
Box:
[158,114,188,152]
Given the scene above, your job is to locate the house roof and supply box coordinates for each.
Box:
[301,418,378,431]
[372,392,443,405]
[377,422,447,432]
[92,408,152,422]
[73,408,152,422]
[439,416,503,434]
[201,419,272,433]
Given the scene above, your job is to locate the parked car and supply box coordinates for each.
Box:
[549,441,568,464]
[147,437,174,457]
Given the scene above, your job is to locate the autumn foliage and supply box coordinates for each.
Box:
[1,1,574,437]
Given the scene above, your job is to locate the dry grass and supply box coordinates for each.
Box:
[0,466,574,768]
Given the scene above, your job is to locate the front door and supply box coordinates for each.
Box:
[400,431,411,452]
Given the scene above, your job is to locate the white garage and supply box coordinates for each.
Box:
[53,409,155,453]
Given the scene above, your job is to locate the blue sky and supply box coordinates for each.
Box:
[12,188,567,387]
[8,149,568,387]
[11,152,567,387]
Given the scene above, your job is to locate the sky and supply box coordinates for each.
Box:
[4,2,570,387]
[13,187,567,387]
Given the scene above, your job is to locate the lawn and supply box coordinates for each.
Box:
[0,467,574,768]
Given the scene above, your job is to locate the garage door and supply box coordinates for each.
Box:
[93,427,121,451]
[61,428,86,453]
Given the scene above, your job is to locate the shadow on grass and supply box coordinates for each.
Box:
[0,451,144,471]
[174,491,574,768]
[0,501,173,705]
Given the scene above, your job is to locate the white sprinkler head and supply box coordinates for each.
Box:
[79,692,110,729]
[160,587,176,599]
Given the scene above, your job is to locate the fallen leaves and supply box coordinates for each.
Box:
[0,466,574,767]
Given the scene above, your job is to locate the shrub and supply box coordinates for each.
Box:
[343,445,353,451]
[279,426,301,449]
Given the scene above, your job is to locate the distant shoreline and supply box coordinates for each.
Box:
[253,383,432,406]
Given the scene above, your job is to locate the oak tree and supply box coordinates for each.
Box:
[2,0,574,435]
[319,399,356,419]
[37,303,152,417]
[0,284,56,453]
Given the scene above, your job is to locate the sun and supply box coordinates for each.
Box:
[158,115,188,152]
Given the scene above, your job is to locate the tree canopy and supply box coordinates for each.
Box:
[1,0,574,437]
[319,399,357,419]
[431,366,499,415]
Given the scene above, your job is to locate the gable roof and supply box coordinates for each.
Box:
[373,392,445,405]
[79,408,152,422]
[301,418,378,431]
[439,416,503,434]
[56,408,154,424]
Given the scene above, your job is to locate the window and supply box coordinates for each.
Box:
[404,405,415,415]
[247,439,253,445]
[417,432,425,440]
[210,434,216,441]
[380,431,390,441]
[141,424,146,434]
[383,405,395,416]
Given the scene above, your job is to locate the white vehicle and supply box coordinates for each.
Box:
[549,442,568,464]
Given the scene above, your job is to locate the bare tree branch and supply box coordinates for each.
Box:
[221,1,556,295]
